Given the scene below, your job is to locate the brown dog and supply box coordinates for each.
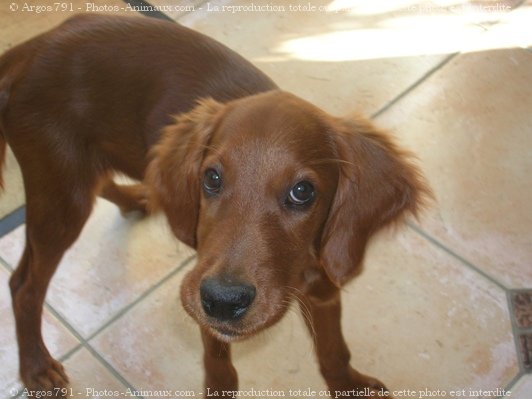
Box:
[0,14,428,397]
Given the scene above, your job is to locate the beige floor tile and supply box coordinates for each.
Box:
[376,48,532,289]
[0,264,79,397]
[0,150,24,219]
[60,348,128,398]
[510,374,532,399]
[0,199,194,338]
[0,0,133,53]
[345,228,518,392]
[90,227,517,393]
[176,0,485,116]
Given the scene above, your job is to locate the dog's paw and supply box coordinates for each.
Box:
[328,367,394,398]
[22,357,69,397]
[204,362,238,392]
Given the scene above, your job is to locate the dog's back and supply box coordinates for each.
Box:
[0,14,276,182]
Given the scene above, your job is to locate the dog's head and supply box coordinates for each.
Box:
[146,90,429,341]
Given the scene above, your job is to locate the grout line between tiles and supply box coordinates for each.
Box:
[49,254,196,398]
[506,290,527,375]
[0,206,25,239]
[411,222,531,374]
[1,241,195,399]
[506,290,520,331]
[86,253,196,342]
[84,345,144,398]
[503,371,524,397]
[371,0,529,123]
[58,342,84,363]
[42,303,143,398]
[370,54,458,120]
[406,222,508,291]
[0,255,13,273]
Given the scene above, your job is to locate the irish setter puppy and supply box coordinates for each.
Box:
[0,14,428,397]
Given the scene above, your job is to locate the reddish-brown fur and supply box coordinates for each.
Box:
[0,14,429,397]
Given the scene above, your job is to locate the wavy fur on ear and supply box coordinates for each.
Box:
[145,98,226,248]
[320,116,431,286]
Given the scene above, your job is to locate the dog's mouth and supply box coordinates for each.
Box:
[199,307,288,342]
[204,305,289,343]
[209,324,245,342]
[181,298,252,342]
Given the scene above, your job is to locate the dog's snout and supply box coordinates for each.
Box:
[200,278,256,321]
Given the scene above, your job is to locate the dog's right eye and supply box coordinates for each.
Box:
[203,168,222,194]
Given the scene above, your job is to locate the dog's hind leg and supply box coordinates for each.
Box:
[99,177,148,216]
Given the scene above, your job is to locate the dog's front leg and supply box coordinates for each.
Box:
[200,328,238,393]
[299,273,392,398]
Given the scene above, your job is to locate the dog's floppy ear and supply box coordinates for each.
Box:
[145,98,225,248]
[320,116,430,286]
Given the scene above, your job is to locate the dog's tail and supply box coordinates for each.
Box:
[0,54,14,192]
[0,64,11,192]
[0,121,6,191]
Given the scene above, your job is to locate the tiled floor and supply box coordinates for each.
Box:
[0,0,531,398]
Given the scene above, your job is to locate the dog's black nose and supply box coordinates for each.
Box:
[200,278,256,321]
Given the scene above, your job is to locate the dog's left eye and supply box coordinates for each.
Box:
[203,168,222,194]
[287,181,315,206]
